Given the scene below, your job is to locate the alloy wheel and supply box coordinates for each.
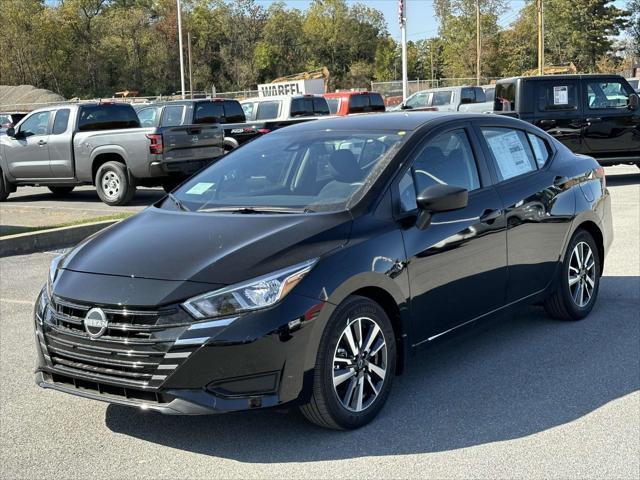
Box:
[568,241,596,308]
[332,316,387,412]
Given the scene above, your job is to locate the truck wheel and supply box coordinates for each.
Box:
[299,296,396,430]
[544,229,601,321]
[48,186,75,196]
[0,170,11,202]
[95,161,136,206]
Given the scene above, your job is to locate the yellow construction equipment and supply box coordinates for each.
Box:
[271,67,330,91]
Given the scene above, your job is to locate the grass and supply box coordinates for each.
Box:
[0,213,133,238]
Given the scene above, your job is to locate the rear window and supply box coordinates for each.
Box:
[161,105,184,127]
[347,94,386,113]
[223,101,246,123]
[537,82,579,111]
[494,82,516,111]
[256,101,281,120]
[77,104,140,131]
[52,109,70,134]
[432,90,453,106]
[193,102,225,123]
[369,93,385,111]
[290,97,330,117]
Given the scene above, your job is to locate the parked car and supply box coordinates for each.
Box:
[240,94,331,127]
[323,91,386,115]
[35,112,611,429]
[135,98,265,153]
[493,74,640,167]
[0,102,224,205]
[0,112,28,132]
[458,85,495,113]
[394,86,487,112]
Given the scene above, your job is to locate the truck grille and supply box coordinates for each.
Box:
[42,296,192,389]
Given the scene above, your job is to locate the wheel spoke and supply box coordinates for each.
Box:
[355,318,363,349]
[333,368,356,387]
[355,377,364,411]
[368,362,386,381]
[568,275,581,286]
[366,374,379,396]
[368,338,385,358]
[578,280,585,306]
[585,275,595,288]
[362,323,380,354]
[342,377,357,407]
[584,248,593,269]
[343,323,359,356]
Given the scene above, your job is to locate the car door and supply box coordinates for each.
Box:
[532,79,584,153]
[396,123,507,344]
[476,122,575,302]
[4,110,53,179]
[48,108,75,178]
[582,78,640,155]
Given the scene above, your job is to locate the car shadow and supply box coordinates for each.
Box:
[6,188,164,207]
[606,172,640,187]
[105,275,639,462]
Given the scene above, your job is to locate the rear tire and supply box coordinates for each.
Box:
[48,186,75,196]
[0,171,10,201]
[95,161,136,206]
[544,229,601,321]
[300,296,396,430]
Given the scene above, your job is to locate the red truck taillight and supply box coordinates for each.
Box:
[146,134,163,154]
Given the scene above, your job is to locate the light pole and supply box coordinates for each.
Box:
[537,0,545,75]
[476,0,481,86]
[400,0,408,102]
[176,0,186,99]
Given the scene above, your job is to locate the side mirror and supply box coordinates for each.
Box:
[5,127,15,137]
[628,93,639,111]
[400,103,412,110]
[415,184,469,230]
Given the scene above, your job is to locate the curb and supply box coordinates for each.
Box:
[0,220,118,258]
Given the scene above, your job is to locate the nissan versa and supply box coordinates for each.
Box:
[35,112,612,429]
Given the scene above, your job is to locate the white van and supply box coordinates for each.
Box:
[241,94,331,122]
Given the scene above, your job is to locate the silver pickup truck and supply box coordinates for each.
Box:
[0,102,223,205]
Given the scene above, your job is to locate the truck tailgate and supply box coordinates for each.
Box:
[161,124,224,162]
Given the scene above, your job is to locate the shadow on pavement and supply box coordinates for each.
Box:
[606,172,640,187]
[105,276,639,462]
[5,188,164,207]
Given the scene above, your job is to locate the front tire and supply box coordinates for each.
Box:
[48,186,75,196]
[300,296,396,430]
[0,170,10,201]
[95,161,136,206]
[544,229,601,320]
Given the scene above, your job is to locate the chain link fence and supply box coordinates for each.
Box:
[371,77,503,99]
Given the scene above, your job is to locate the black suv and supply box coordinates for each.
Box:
[494,74,640,167]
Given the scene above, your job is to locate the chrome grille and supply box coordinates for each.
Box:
[42,296,192,389]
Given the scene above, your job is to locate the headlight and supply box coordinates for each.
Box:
[47,249,70,296]
[182,258,317,320]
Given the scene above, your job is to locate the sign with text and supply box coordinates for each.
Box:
[257,79,324,98]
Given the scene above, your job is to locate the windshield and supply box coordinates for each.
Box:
[169,129,407,213]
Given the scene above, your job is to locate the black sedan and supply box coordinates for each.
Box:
[35,112,612,429]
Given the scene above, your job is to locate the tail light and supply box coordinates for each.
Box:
[146,134,163,154]
[595,166,606,190]
[257,128,271,134]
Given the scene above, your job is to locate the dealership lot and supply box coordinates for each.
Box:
[0,166,638,479]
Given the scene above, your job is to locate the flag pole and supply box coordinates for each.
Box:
[176,0,186,99]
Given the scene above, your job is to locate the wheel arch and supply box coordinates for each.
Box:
[91,150,127,183]
[574,220,605,275]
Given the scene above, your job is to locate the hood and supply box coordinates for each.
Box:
[62,207,352,285]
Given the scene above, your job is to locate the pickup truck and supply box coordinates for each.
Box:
[0,102,224,205]
[457,85,495,113]
[135,98,265,152]
[323,91,386,115]
[493,74,640,167]
[392,86,487,112]
[240,94,332,127]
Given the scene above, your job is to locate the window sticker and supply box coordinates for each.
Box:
[186,182,214,195]
[553,86,569,105]
[487,131,532,180]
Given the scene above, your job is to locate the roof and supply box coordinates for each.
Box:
[241,94,326,103]
[271,111,491,132]
[497,74,627,82]
[323,91,380,98]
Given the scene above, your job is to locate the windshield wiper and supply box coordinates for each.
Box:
[167,193,190,212]
[198,206,311,214]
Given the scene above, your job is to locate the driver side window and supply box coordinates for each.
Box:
[19,111,51,137]
[398,129,480,212]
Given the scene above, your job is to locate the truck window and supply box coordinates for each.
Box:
[586,80,630,110]
[484,87,495,102]
[161,106,184,127]
[326,98,340,114]
[537,82,578,111]
[432,91,453,106]
[19,111,51,137]
[313,97,330,115]
[52,109,70,135]
[223,101,246,123]
[78,104,140,131]
[405,92,429,109]
[481,128,537,181]
[494,82,516,111]
[290,98,314,117]
[369,93,386,111]
[348,95,369,113]
[194,102,225,123]
[256,101,281,120]
[138,107,161,127]
[241,102,254,120]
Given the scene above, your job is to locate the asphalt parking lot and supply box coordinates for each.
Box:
[0,165,638,479]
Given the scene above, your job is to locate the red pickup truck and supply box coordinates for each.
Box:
[323,91,386,116]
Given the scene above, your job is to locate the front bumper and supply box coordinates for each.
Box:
[34,287,326,414]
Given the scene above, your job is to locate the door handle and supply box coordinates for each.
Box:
[37,140,47,146]
[480,209,502,223]
[585,117,602,124]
